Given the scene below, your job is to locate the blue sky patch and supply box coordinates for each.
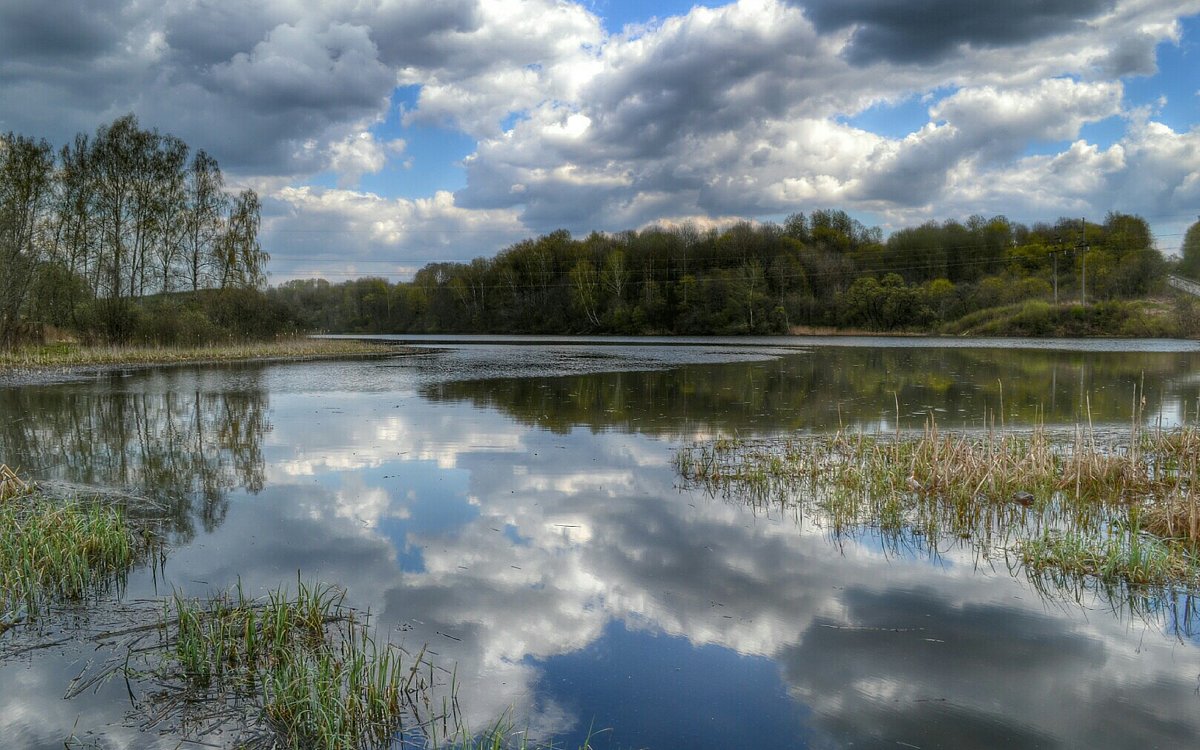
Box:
[529,620,811,749]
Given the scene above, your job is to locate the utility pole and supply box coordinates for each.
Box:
[1053,251,1058,304]
[1051,234,1062,304]
[1078,218,1088,306]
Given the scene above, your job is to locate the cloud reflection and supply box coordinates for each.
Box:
[6,347,1200,748]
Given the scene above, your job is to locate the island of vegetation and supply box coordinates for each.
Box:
[4,115,1200,368]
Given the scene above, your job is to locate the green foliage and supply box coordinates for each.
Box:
[163,579,407,749]
[0,133,55,347]
[1180,220,1200,279]
[678,423,1200,588]
[942,299,1188,338]
[0,117,269,347]
[267,211,1168,336]
[1,485,145,621]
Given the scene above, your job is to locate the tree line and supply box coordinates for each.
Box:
[272,210,1177,335]
[0,115,271,347]
[5,114,1192,344]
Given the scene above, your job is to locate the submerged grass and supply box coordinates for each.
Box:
[676,419,1200,590]
[0,337,400,371]
[1,465,148,627]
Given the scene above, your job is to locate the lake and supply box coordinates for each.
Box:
[4,336,1200,749]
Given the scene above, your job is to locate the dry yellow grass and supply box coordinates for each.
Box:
[0,338,401,372]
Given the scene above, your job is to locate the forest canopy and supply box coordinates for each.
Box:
[270,211,1178,337]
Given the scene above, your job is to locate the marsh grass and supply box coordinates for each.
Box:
[1,467,149,627]
[154,577,602,750]
[0,337,400,371]
[676,419,1200,589]
[153,578,410,750]
[1019,524,1193,587]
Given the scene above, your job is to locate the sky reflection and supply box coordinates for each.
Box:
[4,341,1200,747]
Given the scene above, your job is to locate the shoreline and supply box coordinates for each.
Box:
[0,339,415,387]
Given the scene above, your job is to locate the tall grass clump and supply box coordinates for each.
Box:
[1019,524,1195,588]
[1,465,143,625]
[160,578,408,750]
[676,418,1200,589]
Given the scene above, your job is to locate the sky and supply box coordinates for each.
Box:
[1,0,1199,282]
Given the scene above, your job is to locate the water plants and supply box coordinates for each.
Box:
[676,419,1200,589]
[1,466,148,626]
[151,578,411,750]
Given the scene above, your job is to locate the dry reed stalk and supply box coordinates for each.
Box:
[0,464,29,500]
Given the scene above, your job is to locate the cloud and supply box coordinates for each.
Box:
[0,0,1198,268]
[0,0,130,61]
[851,78,1124,205]
[327,132,407,186]
[210,22,392,113]
[263,186,526,280]
[800,0,1114,65]
[397,0,604,135]
[889,114,1200,231]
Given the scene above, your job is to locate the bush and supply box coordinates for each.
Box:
[1012,300,1054,335]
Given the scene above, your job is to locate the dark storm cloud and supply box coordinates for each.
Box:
[801,0,1114,65]
[0,0,128,61]
[0,0,488,175]
[368,0,482,66]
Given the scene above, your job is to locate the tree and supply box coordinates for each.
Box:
[569,258,601,327]
[182,150,227,292]
[216,189,267,290]
[601,249,628,308]
[733,260,767,331]
[47,134,97,330]
[89,115,181,340]
[0,133,54,347]
[1180,219,1200,279]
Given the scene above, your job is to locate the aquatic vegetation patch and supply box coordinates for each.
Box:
[1,468,148,626]
[148,579,411,750]
[1019,525,1194,587]
[676,422,1200,588]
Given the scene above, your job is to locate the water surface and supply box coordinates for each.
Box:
[3,337,1200,748]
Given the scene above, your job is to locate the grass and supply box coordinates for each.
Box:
[1019,524,1193,587]
[147,576,603,750]
[1,465,149,627]
[159,580,599,749]
[0,337,401,371]
[155,577,410,750]
[3,461,585,749]
[676,418,1200,589]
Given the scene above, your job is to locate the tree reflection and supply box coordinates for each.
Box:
[0,367,269,541]
[422,346,1200,435]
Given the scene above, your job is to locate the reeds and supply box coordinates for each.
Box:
[1019,525,1193,587]
[0,463,29,500]
[1,468,145,624]
[677,419,1200,589]
[158,578,409,750]
[0,338,399,371]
